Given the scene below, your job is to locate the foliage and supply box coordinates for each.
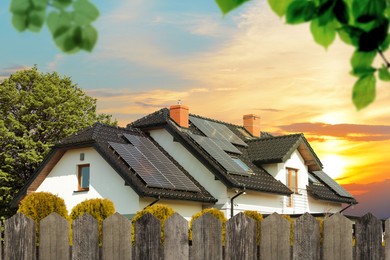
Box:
[243,210,263,244]
[189,208,227,243]
[0,66,116,219]
[10,0,99,53]
[218,0,390,110]
[131,204,175,243]
[17,191,69,242]
[70,198,116,243]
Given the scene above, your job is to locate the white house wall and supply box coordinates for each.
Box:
[36,147,140,215]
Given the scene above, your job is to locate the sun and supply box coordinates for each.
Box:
[321,155,347,180]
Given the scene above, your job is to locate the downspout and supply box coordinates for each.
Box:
[230,190,246,218]
[338,203,354,214]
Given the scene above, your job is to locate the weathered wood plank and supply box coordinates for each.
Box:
[4,212,36,260]
[164,213,189,260]
[355,213,382,260]
[0,220,2,260]
[72,213,99,260]
[386,218,390,260]
[225,212,257,260]
[39,212,70,260]
[134,213,160,260]
[293,212,320,260]
[192,213,222,260]
[260,213,290,260]
[102,212,131,260]
[323,213,352,260]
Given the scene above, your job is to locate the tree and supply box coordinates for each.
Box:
[0,66,116,218]
[216,0,390,110]
[7,0,389,108]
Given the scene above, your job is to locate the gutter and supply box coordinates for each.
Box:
[230,190,246,218]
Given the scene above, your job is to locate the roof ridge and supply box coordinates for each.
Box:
[189,113,245,129]
[246,133,303,142]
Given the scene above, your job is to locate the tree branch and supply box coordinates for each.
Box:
[378,50,390,68]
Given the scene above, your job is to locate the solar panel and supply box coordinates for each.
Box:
[312,171,353,198]
[188,133,251,176]
[189,116,247,147]
[209,138,242,154]
[123,134,200,192]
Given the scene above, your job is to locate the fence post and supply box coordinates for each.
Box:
[293,212,320,260]
[134,213,160,260]
[225,212,257,260]
[260,212,290,260]
[385,218,390,260]
[355,213,382,260]
[39,212,70,260]
[323,213,352,260]
[164,213,189,260]
[72,213,99,260]
[4,212,36,260]
[192,213,222,260]
[102,212,131,260]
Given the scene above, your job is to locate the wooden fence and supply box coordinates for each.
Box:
[0,211,389,260]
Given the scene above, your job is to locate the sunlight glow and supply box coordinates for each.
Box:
[321,155,347,180]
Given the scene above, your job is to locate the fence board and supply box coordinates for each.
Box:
[0,220,2,260]
[323,213,352,260]
[72,213,99,260]
[39,212,70,260]
[134,213,160,260]
[386,218,390,260]
[4,212,36,260]
[260,213,290,260]
[225,212,257,260]
[164,213,188,260]
[192,213,222,260]
[102,212,131,260]
[355,213,382,260]
[293,212,320,260]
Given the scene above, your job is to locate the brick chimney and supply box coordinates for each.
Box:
[243,114,260,137]
[170,104,189,128]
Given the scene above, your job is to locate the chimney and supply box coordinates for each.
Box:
[170,103,189,128]
[243,114,260,137]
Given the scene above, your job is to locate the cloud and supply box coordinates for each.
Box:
[0,65,30,78]
[343,180,390,219]
[277,122,390,142]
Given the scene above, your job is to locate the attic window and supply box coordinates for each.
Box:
[232,158,253,173]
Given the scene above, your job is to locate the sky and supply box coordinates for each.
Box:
[1,0,389,218]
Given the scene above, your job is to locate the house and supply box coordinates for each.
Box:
[12,104,357,219]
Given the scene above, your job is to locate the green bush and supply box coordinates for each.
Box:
[70,198,115,243]
[18,192,69,243]
[131,204,175,243]
[243,210,263,244]
[189,208,227,243]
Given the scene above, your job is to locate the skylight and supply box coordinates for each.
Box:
[232,158,253,174]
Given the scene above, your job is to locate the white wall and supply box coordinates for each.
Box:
[36,147,140,215]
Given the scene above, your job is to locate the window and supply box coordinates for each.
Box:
[78,164,90,191]
[232,158,253,174]
[287,168,298,207]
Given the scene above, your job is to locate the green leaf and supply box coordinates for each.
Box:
[80,25,98,52]
[73,0,100,23]
[380,34,390,51]
[10,0,31,15]
[334,0,349,24]
[350,50,376,76]
[337,25,362,46]
[215,0,251,14]
[379,65,390,81]
[31,0,48,11]
[52,0,72,8]
[27,9,46,32]
[12,14,28,31]
[352,73,376,110]
[286,0,317,24]
[267,0,294,17]
[310,18,336,48]
[358,20,389,52]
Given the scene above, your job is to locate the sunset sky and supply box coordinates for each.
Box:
[1,0,389,218]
